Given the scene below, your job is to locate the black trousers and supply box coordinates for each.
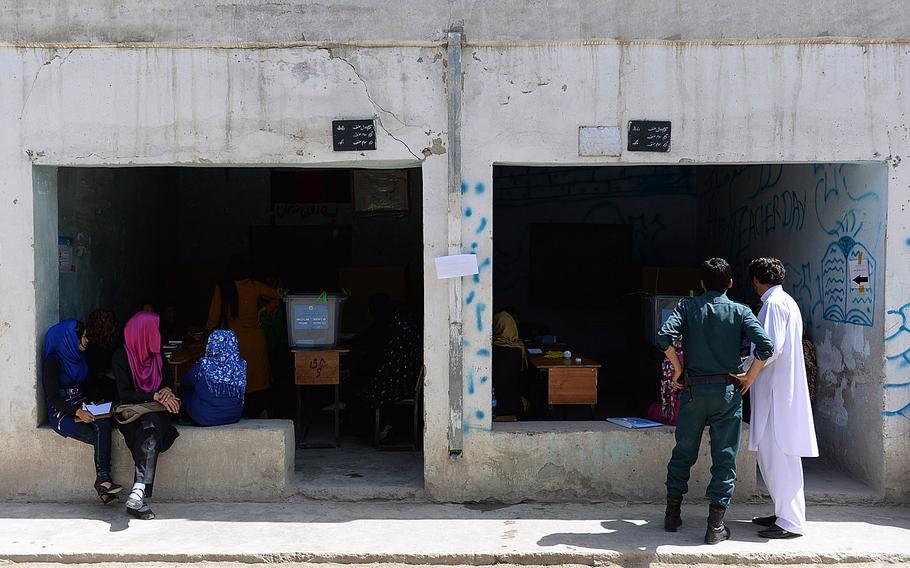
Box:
[130,427,160,497]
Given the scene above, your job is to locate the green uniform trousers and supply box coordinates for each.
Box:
[665,383,743,508]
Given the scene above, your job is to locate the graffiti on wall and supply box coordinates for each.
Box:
[460,180,492,434]
[821,237,875,327]
[814,165,880,327]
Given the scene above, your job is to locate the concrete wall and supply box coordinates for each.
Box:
[0,420,295,502]
[1,1,907,43]
[2,37,910,502]
[696,164,888,490]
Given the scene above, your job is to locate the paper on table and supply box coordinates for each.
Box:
[527,348,543,355]
[435,254,479,280]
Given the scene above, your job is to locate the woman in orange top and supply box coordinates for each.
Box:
[206,256,281,418]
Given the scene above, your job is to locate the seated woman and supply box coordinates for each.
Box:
[113,312,180,520]
[42,319,122,504]
[491,311,526,420]
[180,330,246,427]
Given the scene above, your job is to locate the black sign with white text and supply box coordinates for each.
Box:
[628,120,671,152]
[332,119,376,151]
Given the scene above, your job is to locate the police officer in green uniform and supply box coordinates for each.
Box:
[657,258,774,545]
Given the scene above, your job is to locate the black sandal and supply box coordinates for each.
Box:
[95,478,122,505]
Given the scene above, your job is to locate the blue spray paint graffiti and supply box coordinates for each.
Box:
[475,217,488,234]
[464,207,473,217]
[476,348,491,357]
[821,237,875,327]
[476,303,487,332]
[466,290,475,305]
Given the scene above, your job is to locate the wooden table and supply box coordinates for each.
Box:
[528,352,600,414]
[292,347,350,448]
[163,343,205,390]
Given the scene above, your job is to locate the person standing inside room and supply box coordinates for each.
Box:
[113,312,180,520]
[739,258,818,539]
[657,258,775,545]
[42,319,122,504]
[206,255,282,418]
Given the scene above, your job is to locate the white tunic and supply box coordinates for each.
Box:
[750,285,819,457]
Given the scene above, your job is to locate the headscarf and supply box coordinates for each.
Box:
[86,308,116,351]
[43,319,88,384]
[200,330,247,399]
[492,311,527,369]
[124,312,163,393]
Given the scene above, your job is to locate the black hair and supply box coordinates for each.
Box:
[749,257,786,286]
[221,255,252,318]
[700,257,733,293]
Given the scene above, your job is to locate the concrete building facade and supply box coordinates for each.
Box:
[0,2,908,502]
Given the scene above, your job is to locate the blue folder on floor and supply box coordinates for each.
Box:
[607,417,664,429]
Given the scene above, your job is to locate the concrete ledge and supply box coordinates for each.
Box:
[436,421,756,503]
[0,419,294,501]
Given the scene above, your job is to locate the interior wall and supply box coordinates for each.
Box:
[351,169,425,312]
[32,166,59,425]
[57,166,425,331]
[696,163,888,489]
[57,167,178,323]
[492,165,696,413]
[175,168,272,268]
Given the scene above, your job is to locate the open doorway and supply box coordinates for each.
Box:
[491,163,886,496]
[54,166,425,497]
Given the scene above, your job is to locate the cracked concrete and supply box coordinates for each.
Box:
[19,49,73,119]
[326,47,425,162]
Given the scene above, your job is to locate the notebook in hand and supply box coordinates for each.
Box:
[83,402,113,419]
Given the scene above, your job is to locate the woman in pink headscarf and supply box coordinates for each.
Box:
[112,311,180,520]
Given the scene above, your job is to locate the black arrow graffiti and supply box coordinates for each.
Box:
[853,275,869,285]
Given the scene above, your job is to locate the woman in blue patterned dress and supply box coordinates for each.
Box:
[179,330,247,426]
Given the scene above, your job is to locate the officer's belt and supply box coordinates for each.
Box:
[686,373,733,385]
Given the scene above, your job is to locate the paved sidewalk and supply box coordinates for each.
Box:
[0,501,908,565]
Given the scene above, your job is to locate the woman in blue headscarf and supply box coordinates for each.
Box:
[180,330,247,426]
[42,319,122,503]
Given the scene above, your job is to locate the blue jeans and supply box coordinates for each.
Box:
[68,417,114,481]
[665,383,743,507]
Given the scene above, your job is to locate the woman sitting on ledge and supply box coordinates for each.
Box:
[113,312,180,520]
[43,319,122,504]
[180,330,246,427]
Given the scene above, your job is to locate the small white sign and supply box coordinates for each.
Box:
[849,255,870,292]
[435,254,479,280]
[578,126,622,157]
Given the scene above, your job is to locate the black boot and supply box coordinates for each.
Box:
[704,502,731,545]
[664,494,683,532]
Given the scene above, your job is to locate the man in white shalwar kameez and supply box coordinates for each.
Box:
[739,258,819,539]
